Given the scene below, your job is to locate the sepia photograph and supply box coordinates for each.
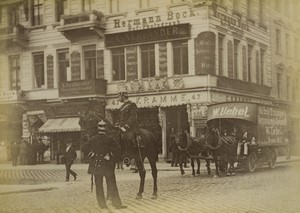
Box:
[0,0,299,212]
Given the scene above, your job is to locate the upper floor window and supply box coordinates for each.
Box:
[8,5,19,28]
[83,45,96,80]
[112,48,125,81]
[173,40,188,75]
[259,0,265,24]
[31,0,43,26]
[234,39,240,79]
[218,34,224,76]
[247,0,252,19]
[57,49,70,82]
[277,73,282,99]
[247,44,253,82]
[56,0,68,22]
[33,52,45,88]
[9,55,20,90]
[83,0,95,11]
[285,34,290,57]
[276,29,281,54]
[109,0,120,13]
[259,49,265,85]
[141,44,155,78]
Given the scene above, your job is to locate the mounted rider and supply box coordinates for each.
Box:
[116,91,143,149]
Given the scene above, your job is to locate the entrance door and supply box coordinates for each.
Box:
[165,106,189,159]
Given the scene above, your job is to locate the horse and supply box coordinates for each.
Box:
[175,130,211,176]
[79,112,159,200]
[206,127,237,177]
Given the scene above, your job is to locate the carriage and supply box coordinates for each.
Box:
[206,102,289,173]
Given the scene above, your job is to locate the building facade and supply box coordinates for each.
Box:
[0,0,299,162]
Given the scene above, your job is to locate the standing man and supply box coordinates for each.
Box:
[37,138,46,164]
[11,140,20,166]
[82,119,127,210]
[65,138,77,181]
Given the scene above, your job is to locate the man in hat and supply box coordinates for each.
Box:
[116,91,143,149]
[64,138,77,181]
[82,119,127,209]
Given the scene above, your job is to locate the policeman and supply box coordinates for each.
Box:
[82,119,127,209]
[116,91,143,149]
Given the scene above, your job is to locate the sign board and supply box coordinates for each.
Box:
[0,90,18,102]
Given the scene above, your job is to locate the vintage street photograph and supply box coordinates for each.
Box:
[0,0,299,212]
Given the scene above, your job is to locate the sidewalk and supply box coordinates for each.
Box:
[0,155,299,195]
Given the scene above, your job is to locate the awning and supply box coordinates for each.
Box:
[39,117,81,133]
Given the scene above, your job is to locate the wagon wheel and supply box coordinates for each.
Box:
[246,152,257,173]
[268,149,277,169]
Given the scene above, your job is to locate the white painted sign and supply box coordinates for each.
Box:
[0,90,18,102]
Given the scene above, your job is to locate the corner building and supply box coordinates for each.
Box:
[0,0,298,162]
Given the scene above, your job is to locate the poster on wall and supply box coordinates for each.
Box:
[194,31,216,75]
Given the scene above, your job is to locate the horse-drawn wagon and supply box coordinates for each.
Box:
[206,102,289,174]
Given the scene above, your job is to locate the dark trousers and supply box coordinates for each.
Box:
[171,151,178,166]
[94,173,122,208]
[38,153,44,163]
[12,155,18,166]
[65,163,77,180]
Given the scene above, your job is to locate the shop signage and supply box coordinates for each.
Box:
[0,90,18,102]
[107,92,206,109]
[195,31,216,75]
[46,55,54,88]
[105,24,190,48]
[211,92,273,105]
[113,9,195,31]
[212,7,249,35]
[59,79,107,97]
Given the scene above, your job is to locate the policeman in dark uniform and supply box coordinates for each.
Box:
[116,91,142,148]
[82,120,127,209]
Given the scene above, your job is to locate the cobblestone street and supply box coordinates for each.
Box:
[0,159,300,213]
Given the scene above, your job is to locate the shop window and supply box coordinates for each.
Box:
[277,73,282,99]
[82,0,95,11]
[218,34,224,76]
[109,0,119,13]
[33,52,45,88]
[9,55,20,90]
[31,0,43,26]
[8,5,19,28]
[56,0,68,22]
[57,49,70,82]
[247,44,253,82]
[83,45,96,80]
[173,40,188,75]
[234,39,240,79]
[141,44,155,78]
[112,48,125,81]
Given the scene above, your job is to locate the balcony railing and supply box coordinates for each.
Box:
[0,24,29,49]
[59,79,107,98]
[57,10,105,42]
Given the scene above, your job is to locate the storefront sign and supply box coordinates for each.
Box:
[212,7,249,35]
[107,92,207,109]
[59,79,107,97]
[0,90,18,102]
[113,9,195,31]
[105,24,190,48]
[126,46,138,81]
[194,31,216,75]
[211,92,273,105]
[47,55,54,88]
[71,51,81,80]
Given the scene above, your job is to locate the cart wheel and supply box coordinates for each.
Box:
[268,149,277,169]
[246,152,257,173]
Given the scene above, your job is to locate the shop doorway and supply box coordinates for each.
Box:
[165,106,189,160]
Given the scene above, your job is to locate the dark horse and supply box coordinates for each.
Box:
[175,130,211,176]
[206,127,237,177]
[79,112,159,200]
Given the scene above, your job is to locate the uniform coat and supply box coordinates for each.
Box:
[82,133,123,208]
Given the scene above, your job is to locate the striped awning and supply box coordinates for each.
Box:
[39,117,81,133]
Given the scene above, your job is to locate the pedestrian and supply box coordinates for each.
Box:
[64,138,77,182]
[11,140,20,166]
[37,138,46,164]
[82,119,127,210]
[170,128,179,167]
[19,140,28,165]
